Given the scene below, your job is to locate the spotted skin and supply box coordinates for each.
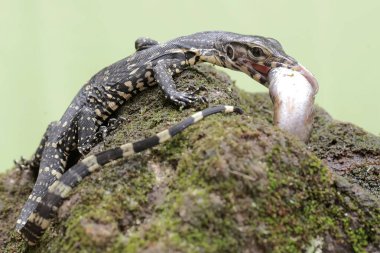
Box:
[20,105,243,244]
[16,31,313,242]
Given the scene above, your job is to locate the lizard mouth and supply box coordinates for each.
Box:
[252,63,270,76]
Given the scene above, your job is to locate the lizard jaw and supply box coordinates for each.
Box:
[252,63,270,76]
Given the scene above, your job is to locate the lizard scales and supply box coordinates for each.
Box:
[15,31,318,244]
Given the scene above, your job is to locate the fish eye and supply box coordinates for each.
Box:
[249,47,265,58]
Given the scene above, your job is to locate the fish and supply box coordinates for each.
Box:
[268,67,318,142]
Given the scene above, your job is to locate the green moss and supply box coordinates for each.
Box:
[309,107,380,197]
[109,115,378,252]
[342,218,368,253]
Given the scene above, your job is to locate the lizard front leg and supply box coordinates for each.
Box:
[153,61,206,107]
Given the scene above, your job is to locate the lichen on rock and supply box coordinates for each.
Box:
[0,65,379,253]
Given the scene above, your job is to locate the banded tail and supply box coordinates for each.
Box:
[18,105,242,245]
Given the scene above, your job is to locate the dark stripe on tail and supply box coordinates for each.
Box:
[169,105,222,136]
[21,222,43,244]
[168,116,195,136]
[34,192,63,219]
[61,165,87,187]
[96,147,124,165]
[232,107,243,114]
[133,136,159,153]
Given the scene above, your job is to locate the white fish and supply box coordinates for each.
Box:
[268,67,318,142]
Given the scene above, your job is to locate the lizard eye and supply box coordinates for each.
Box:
[226,45,234,59]
[249,47,265,58]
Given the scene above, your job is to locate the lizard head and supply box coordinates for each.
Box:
[215,34,318,92]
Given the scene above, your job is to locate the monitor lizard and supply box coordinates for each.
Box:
[14,31,318,244]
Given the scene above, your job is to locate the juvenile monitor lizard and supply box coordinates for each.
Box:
[15,31,318,244]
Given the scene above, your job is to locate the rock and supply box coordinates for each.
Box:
[0,65,379,252]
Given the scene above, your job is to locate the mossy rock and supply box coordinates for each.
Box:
[0,65,379,253]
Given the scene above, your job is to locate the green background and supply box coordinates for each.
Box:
[1,0,379,171]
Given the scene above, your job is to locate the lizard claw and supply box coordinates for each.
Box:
[197,95,208,104]
[78,144,93,156]
[99,126,108,140]
[107,117,126,131]
[169,91,198,107]
[170,91,207,107]
[90,117,127,150]
[14,157,32,170]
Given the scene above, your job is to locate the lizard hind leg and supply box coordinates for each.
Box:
[87,116,126,152]
[94,116,127,144]
[76,107,103,155]
[15,146,67,233]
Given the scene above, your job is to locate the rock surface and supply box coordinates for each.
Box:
[0,65,379,253]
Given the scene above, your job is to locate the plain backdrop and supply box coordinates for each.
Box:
[1,0,379,171]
